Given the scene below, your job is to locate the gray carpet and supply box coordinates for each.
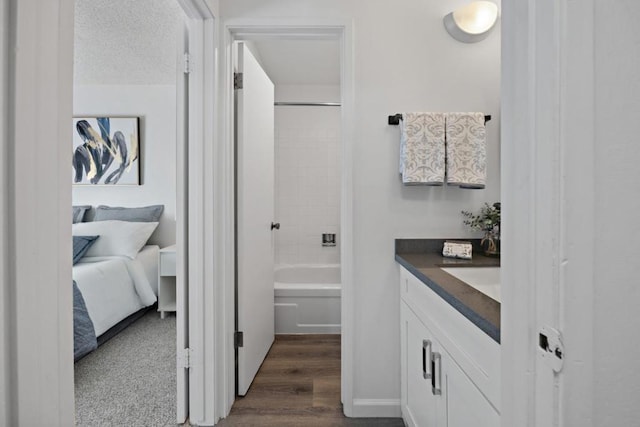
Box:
[75,309,178,426]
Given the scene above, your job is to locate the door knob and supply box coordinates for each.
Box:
[271,222,280,230]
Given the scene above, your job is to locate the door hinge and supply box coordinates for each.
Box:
[234,72,243,90]
[178,347,193,369]
[183,53,191,74]
[234,331,244,348]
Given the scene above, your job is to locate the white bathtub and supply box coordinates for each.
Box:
[274,265,341,334]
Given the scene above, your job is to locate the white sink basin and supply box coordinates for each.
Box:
[440,267,501,303]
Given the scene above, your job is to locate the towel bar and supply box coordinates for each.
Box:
[388,114,491,125]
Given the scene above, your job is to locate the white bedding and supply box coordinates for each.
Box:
[73,246,159,337]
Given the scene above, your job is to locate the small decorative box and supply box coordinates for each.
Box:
[442,241,473,260]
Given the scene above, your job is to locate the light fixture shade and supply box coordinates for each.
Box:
[443,1,499,43]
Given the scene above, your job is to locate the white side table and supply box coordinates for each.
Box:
[158,245,177,319]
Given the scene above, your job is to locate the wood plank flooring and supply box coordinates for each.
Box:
[216,335,405,427]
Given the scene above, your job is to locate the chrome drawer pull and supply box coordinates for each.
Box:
[431,352,442,396]
[422,340,432,379]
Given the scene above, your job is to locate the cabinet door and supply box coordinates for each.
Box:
[442,352,500,427]
[402,303,439,427]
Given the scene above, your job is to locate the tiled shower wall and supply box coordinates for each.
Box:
[274,85,341,265]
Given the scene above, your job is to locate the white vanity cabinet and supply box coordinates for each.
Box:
[400,266,500,427]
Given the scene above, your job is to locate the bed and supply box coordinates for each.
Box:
[74,246,159,334]
[71,209,164,361]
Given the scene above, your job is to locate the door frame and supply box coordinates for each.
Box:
[218,19,355,416]
[174,0,218,425]
[501,1,588,426]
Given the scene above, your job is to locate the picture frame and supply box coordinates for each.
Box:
[72,116,141,185]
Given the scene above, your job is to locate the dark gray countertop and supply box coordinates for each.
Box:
[395,239,501,343]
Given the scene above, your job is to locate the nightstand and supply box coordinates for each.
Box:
[158,245,176,319]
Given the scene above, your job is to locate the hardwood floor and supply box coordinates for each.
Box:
[217,335,404,427]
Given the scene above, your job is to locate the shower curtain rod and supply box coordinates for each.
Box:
[274,102,341,107]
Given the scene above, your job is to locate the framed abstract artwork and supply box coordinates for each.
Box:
[72,116,141,185]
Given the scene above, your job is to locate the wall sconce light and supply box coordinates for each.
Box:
[443,1,499,43]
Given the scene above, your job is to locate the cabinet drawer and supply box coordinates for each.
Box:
[160,251,177,276]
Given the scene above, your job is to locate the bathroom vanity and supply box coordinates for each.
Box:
[396,239,501,427]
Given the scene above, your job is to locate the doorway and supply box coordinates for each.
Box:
[226,24,355,418]
[71,1,186,425]
[69,0,217,424]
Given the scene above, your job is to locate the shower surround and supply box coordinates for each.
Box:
[274,85,341,266]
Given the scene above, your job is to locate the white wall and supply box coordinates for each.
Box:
[275,85,341,265]
[592,2,640,424]
[0,0,9,423]
[73,85,177,247]
[72,0,182,248]
[221,0,501,411]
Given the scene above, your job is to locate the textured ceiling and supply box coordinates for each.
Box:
[74,0,185,85]
[250,39,340,86]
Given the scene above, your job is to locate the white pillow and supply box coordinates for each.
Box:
[72,220,159,259]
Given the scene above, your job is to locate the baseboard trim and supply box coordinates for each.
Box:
[350,399,402,418]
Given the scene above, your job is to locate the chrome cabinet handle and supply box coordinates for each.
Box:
[431,352,442,396]
[271,222,280,230]
[422,340,432,379]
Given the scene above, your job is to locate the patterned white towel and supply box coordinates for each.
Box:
[399,112,446,185]
[445,112,486,189]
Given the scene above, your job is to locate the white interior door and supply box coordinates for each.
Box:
[236,42,276,396]
[175,19,189,424]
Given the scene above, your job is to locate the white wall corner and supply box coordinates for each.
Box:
[350,399,402,418]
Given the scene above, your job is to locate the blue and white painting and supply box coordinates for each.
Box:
[72,117,140,185]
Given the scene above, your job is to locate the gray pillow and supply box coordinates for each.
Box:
[72,205,91,223]
[72,235,99,265]
[93,205,164,223]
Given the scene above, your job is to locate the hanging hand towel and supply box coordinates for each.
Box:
[445,112,487,189]
[399,112,446,185]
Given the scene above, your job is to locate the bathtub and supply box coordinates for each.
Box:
[274,264,341,334]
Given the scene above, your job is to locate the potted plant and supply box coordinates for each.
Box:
[461,202,501,257]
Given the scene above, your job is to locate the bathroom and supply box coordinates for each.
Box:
[234,36,344,395]
[230,0,502,416]
[270,49,342,334]
[237,38,342,352]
